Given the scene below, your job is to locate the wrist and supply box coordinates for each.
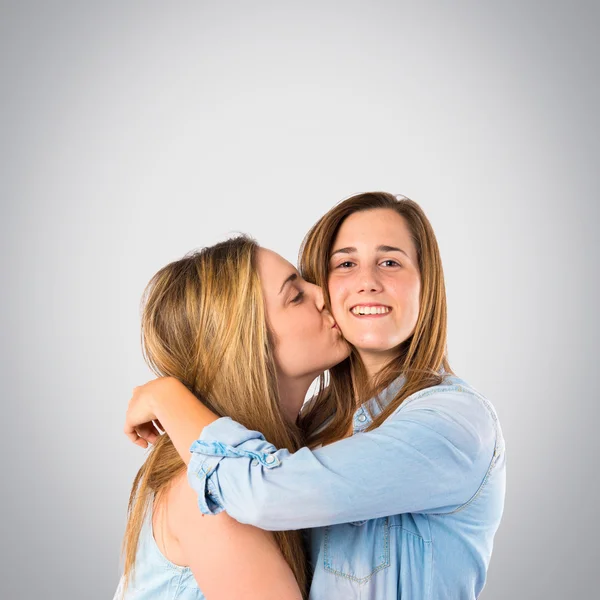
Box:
[151,376,182,417]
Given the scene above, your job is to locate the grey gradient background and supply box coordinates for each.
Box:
[1,1,598,599]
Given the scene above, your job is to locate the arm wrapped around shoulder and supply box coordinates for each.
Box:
[187,390,502,529]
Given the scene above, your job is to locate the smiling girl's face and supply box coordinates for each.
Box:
[327,208,421,376]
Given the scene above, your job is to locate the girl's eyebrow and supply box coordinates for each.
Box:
[330,245,409,258]
[278,273,298,295]
[330,246,356,257]
[378,245,410,258]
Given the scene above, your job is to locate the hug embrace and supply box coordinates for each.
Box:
[116,191,506,599]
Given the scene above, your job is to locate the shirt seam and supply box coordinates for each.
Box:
[426,388,502,515]
[428,514,434,600]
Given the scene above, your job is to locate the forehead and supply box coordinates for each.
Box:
[333,208,417,257]
[257,247,296,292]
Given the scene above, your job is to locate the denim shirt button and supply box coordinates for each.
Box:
[265,454,276,464]
[357,414,367,423]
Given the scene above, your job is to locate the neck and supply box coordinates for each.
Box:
[358,349,396,381]
[276,373,314,424]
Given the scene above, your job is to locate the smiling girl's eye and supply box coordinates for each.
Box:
[335,261,355,269]
[291,290,304,304]
[380,259,401,267]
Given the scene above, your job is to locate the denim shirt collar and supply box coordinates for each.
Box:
[352,365,449,433]
[352,374,407,433]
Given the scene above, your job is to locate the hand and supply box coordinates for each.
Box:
[124,377,175,448]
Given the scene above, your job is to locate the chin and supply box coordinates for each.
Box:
[352,338,397,351]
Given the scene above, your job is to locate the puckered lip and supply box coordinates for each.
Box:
[349,302,392,311]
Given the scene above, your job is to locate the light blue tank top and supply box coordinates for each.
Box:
[113,504,205,600]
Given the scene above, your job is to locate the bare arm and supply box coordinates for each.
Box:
[168,475,303,600]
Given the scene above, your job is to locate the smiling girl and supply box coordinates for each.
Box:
[125,192,506,599]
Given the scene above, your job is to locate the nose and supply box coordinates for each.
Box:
[357,265,383,294]
[310,283,326,311]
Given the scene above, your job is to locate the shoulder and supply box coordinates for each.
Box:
[166,471,302,599]
[168,471,239,541]
[400,375,498,421]
[388,375,501,458]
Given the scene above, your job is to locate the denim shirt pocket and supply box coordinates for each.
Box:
[323,517,391,584]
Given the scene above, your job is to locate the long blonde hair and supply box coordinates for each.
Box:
[298,192,453,446]
[121,236,308,597]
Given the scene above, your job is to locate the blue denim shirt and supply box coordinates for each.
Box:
[187,374,506,599]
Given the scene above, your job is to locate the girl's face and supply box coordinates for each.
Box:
[327,208,421,376]
[258,248,350,383]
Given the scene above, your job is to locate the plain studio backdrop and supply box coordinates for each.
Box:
[1,1,598,599]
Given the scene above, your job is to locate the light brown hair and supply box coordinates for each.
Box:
[120,236,308,597]
[298,192,453,446]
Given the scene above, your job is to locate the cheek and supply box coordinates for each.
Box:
[393,279,421,322]
[273,312,323,375]
[327,279,347,316]
[273,332,298,376]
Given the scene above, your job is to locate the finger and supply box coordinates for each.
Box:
[124,423,152,447]
[134,437,148,449]
[124,423,141,445]
[124,423,150,449]
[136,422,160,444]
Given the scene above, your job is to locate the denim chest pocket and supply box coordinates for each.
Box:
[323,517,390,584]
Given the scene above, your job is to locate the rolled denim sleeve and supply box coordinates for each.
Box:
[187,417,284,515]
[187,390,502,530]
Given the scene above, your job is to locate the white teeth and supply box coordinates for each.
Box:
[351,306,390,315]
